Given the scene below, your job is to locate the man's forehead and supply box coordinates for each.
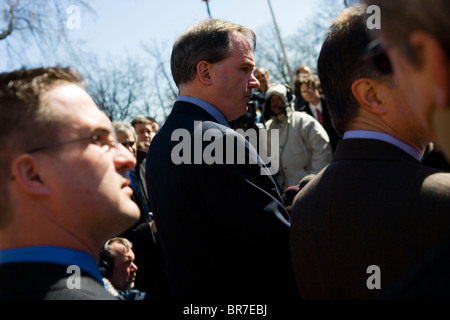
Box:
[43,82,112,131]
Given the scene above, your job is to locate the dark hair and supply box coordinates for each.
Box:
[317,4,392,136]
[170,19,256,88]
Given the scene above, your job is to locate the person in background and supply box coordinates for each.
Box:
[100,237,145,300]
[263,83,332,192]
[295,74,341,152]
[293,65,312,111]
[253,67,272,97]
[112,121,170,300]
[131,117,155,146]
[146,116,160,133]
[0,67,140,300]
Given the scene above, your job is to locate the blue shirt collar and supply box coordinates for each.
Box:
[0,246,104,285]
[177,96,230,128]
[343,130,423,162]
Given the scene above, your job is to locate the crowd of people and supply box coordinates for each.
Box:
[1,1,450,302]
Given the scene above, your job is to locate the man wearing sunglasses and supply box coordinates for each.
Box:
[361,0,450,299]
[362,0,450,162]
[289,4,450,299]
[0,67,140,299]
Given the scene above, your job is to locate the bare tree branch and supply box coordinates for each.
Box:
[0,1,19,40]
[1,0,96,65]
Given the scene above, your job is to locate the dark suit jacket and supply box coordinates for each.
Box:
[146,101,299,300]
[290,138,450,299]
[380,235,450,299]
[297,97,340,152]
[0,263,116,300]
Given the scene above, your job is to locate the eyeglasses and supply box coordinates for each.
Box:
[26,130,118,154]
[365,39,393,75]
[121,141,136,149]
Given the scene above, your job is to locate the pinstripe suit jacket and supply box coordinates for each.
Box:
[146,101,300,300]
[290,138,450,299]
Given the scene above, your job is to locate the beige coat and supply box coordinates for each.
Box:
[264,84,332,192]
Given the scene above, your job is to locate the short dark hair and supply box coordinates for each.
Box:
[296,74,321,90]
[0,67,85,226]
[317,4,392,136]
[131,117,153,127]
[170,19,256,88]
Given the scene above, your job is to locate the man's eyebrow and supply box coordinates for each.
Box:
[242,60,256,69]
[90,127,111,135]
[123,256,134,263]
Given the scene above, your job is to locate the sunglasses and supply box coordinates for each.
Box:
[365,39,393,75]
[121,141,136,148]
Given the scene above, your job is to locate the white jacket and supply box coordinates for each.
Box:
[264,84,332,192]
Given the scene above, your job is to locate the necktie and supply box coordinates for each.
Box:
[316,107,324,126]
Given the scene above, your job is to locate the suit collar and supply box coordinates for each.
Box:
[334,138,422,163]
[175,97,229,127]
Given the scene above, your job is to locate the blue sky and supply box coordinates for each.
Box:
[75,0,316,55]
[1,0,329,71]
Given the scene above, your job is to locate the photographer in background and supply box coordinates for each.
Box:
[100,237,146,300]
[263,83,332,192]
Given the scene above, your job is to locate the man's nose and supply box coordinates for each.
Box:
[249,73,260,89]
[114,143,137,172]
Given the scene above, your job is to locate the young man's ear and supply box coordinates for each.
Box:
[351,78,386,114]
[11,155,50,196]
[196,61,213,86]
[409,31,450,109]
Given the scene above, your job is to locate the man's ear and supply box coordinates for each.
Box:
[11,155,50,196]
[351,78,386,115]
[409,31,450,109]
[197,61,213,86]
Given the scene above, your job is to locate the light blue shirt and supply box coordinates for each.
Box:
[177,96,230,128]
[343,130,422,162]
[0,246,104,285]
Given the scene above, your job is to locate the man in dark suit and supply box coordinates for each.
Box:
[289,4,450,299]
[295,74,340,152]
[146,19,299,300]
[0,67,140,299]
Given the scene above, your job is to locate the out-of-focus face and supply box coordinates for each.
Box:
[254,69,269,93]
[385,35,450,158]
[134,123,153,144]
[151,121,160,133]
[209,32,260,122]
[108,242,138,291]
[385,47,436,141]
[301,83,321,105]
[37,83,140,240]
[377,80,432,152]
[269,95,285,116]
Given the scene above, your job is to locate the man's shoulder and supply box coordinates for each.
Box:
[42,275,116,300]
[0,262,115,300]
